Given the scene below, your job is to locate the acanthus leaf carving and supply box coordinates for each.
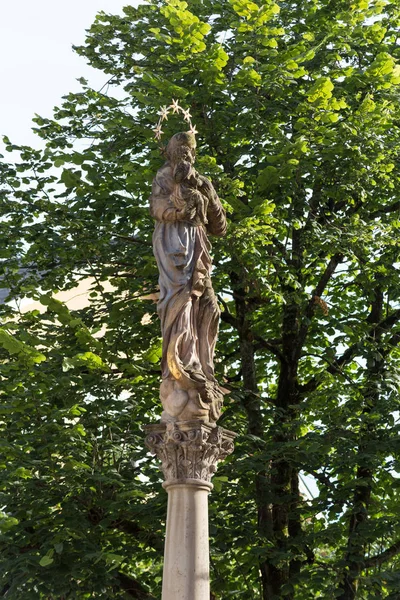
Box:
[144,421,235,484]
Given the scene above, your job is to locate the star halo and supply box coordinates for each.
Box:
[153,100,198,140]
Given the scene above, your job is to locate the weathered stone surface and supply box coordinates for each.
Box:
[147,131,235,600]
[144,421,235,485]
[144,420,235,599]
[149,132,227,424]
[161,482,212,600]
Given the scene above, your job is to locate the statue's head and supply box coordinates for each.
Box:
[166,132,196,165]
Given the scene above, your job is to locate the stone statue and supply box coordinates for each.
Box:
[149,132,227,424]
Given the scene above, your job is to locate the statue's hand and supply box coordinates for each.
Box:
[176,205,197,221]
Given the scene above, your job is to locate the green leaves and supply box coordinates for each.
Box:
[2,0,400,597]
[306,77,334,105]
[257,165,278,191]
[60,168,82,189]
[0,328,46,364]
[229,0,279,23]
[144,340,162,365]
[39,555,54,568]
[62,352,110,373]
[367,52,396,77]
[160,0,211,53]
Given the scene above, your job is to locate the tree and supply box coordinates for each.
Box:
[1,0,400,597]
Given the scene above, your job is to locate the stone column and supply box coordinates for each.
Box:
[145,420,235,600]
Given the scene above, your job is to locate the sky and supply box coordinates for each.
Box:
[0,0,139,148]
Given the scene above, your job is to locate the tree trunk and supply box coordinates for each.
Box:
[260,296,302,600]
[337,285,383,599]
[232,275,275,598]
[261,217,304,597]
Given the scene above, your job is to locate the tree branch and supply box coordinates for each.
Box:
[364,539,400,569]
[221,309,284,360]
[297,253,343,353]
[271,236,290,262]
[111,519,163,552]
[112,234,152,247]
[220,305,283,362]
[313,254,344,299]
[220,308,237,328]
[335,308,400,370]
[304,468,336,492]
[218,294,236,326]
[370,200,400,219]
[224,368,242,383]
[253,333,284,360]
[383,330,400,358]
[115,572,156,599]
[300,308,400,393]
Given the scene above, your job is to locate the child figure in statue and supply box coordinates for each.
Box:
[171,145,208,227]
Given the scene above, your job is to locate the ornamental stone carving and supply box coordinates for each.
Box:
[149,132,227,425]
[145,421,235,485]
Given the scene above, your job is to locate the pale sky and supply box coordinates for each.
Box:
[0,1,139,148]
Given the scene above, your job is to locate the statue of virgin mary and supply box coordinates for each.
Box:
[149,132,227,423]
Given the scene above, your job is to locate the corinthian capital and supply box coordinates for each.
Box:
[144,421,235,486]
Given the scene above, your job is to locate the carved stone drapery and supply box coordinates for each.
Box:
[149,132,227,424]
[145,421,235,486]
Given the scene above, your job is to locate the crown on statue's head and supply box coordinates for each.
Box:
[153,100,198,140]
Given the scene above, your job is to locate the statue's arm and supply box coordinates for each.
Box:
[150,174,181,222]
[203,180,227,237]
[150,194,181,222]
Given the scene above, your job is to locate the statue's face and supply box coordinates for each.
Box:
[172,142,195,165]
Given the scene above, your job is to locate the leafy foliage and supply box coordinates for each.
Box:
[1,0,400,598]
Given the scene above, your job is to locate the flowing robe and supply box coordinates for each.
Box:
[150,161,226,389]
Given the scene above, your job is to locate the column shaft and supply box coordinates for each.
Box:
[162,481,212,600]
